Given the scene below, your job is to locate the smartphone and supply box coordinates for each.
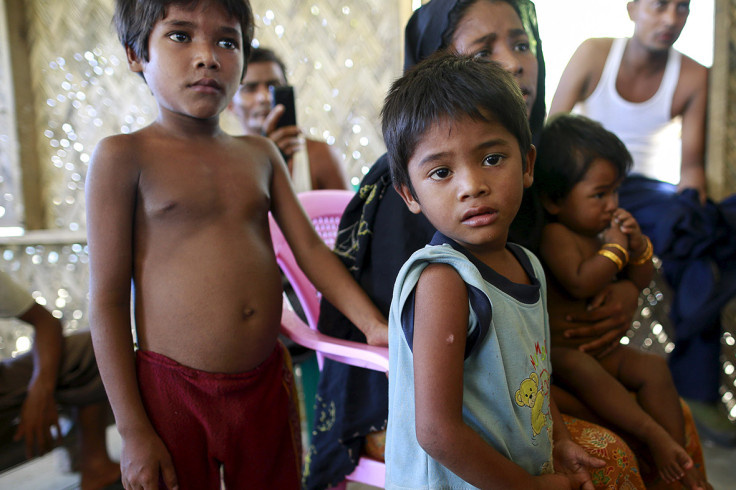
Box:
[270,85,297,128]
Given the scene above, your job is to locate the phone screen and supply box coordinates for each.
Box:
[270,85,297,128]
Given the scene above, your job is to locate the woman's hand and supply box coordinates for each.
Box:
[558,280,639,358]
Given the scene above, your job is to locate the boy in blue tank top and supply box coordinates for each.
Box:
[381,51,605,489]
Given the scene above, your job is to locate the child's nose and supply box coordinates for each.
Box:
[606,193,619,211]
[195,43,220,70]
[458,169,489,200]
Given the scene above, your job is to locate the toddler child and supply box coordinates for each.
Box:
[382,51,604,489]
[85,1,386,489]
[535,113,709,489]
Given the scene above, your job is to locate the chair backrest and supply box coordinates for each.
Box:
[269,190,354,333]
[271,190,387,489]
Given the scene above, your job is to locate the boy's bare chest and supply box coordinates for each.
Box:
[137,147,271,222]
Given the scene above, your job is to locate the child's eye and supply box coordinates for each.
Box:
[482,154,502,167]
[168,32,190,43]
[429,168,451,181]
[218,38,239,50]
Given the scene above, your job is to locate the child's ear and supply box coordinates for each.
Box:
[523,144,536,189]
[396,184,422,215]
[126,45,144,74]
[540,194,560,216]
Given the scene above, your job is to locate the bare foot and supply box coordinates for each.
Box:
[80,459,121,490]
[644,425,691,483]
[679,464,712,490]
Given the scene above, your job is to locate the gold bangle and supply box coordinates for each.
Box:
[598,249,624,271]
[602,243,629,264]
[630,236,653,266]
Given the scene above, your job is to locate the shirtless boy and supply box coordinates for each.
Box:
[85,1,386,489]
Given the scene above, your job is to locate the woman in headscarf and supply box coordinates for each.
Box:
[305,2,702,488]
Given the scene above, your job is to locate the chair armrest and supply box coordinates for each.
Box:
[280,304,389,373]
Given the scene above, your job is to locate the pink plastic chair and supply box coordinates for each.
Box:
[269,190,388,489]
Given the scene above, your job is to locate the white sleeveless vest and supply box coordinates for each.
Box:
[574,38,682,184]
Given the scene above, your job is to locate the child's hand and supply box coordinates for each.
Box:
[121,430,178,490]
[612,208,644,251]
[553,438,606,490]
[600,218,627,250]
[365,321,389,347]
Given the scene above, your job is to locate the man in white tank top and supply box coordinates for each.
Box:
[548,1,736,448]
[549,0,707,203]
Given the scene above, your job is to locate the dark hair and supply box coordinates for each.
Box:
[535,114,632,204]
[248,47,288,84]
[114,0,254,67]
[382,51,532,195]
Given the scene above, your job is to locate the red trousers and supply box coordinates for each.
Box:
[136,342,301,489]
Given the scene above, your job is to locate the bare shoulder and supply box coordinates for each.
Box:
[679,53,709,91]
[234,133,282,163]
[574,38,613,77]
[305,137,331,156]
[673,52,708,115]
[88,131,148,180]
[577,37,614,56]
[569,37,613,67]
[540,222,577,254]
[305,137,349,190]
[418,262,465,291]
[551,38,614,114]
[541,221,573,239]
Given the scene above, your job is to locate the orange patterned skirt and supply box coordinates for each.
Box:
[364,399,706,490]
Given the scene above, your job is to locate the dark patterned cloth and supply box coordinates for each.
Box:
[619,176,736,402]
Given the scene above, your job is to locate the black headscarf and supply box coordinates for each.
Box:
[404,0,546,137]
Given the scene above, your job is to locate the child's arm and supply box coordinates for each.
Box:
[412,264,572,489]
[611,209,654,290]
[549,394,605,490]
[540,223,624,299]
[86,136,178,490]
[267,142,387,346]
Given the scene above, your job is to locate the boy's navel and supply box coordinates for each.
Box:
[242,307,255,319]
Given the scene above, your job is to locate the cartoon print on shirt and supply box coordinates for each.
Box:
[515,371,551,436]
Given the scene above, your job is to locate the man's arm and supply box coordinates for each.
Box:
[676,57,709,202]
[14,303,63,458]
[549,38,611,116]
[306,139,350,190]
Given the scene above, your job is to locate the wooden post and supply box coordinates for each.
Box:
[4,0,45,229]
